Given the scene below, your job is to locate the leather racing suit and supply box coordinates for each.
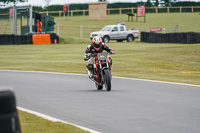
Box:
[84,43,115,78]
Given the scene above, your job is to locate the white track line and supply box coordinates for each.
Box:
[1,70,199,87]
[17,107,101,133]
[113,76,200,87]
[1,70,199,132]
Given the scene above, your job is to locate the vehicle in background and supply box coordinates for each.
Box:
[90,24,140,43]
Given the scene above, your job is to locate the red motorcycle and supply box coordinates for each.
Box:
[88,52,114,91]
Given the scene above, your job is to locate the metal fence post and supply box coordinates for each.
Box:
[13,6,17,35]
[57,23,59,36]
[80,25,82,39]
[29,6,33,33]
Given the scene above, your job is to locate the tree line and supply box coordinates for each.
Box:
[35,1,200,12]
[1,0,200,11]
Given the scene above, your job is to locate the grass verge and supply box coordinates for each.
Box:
[0,13,200,132]
[0,42,199,85]
[18,110,89,133]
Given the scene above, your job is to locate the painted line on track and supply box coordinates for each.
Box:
[113,76,200,88]
[17,107,101,133]
[1,70,200,133]
[1,70,199,87]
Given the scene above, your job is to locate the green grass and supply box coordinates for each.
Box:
[1,13,200,42]
[18,110,89,133]
[0,13,200,132]
[0,43,199,85]
[55,13,200,43]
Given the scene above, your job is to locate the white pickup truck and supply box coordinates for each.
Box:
[90,24,140,43]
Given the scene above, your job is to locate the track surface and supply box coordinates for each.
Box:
[0,71,200,133]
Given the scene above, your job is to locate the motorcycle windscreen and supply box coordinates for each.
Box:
[97,52,107,61]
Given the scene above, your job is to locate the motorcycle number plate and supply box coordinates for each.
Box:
[97,53,107,61]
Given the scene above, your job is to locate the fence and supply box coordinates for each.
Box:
[39,6,200,16]
[0,6,200,40]
[1,6,200,17]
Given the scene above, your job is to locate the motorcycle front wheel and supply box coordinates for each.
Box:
[103,69,111,91]
[95,82,103,90]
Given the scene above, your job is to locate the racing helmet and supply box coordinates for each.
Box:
[92,36,102,49]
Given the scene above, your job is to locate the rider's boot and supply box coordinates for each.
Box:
[86,64,94,79]
[109,57,112,70]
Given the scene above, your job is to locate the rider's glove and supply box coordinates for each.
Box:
[110,49,116,54]
[84,55,89,61]
[87,53,93,58]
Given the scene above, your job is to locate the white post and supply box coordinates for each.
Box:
[12,6,17,35]
[68,0,69,17]
[29,5,33,33]
[14,7,17,35]
[57,24,59,35]
[80,25,82,39]
[12,6,15,34]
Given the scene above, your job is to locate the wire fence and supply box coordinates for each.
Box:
[37,6,200,16]
[1,6,200,38]
[1,6,200,17]
[1,21,199,39]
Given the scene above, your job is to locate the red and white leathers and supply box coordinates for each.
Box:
[84,42,115,77]
[84,43,115,65]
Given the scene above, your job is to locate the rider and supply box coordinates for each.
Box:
[84,36,115,78]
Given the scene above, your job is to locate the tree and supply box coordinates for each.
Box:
[151,0,176,7]
[145,0,153,7]
[0,0,27,5]
[155,0,159,7]
[161,0,170,6]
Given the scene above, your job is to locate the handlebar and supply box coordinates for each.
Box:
[88,53,97,58]
[86,51,115,60]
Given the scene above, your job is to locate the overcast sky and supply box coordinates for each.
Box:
[14,0,199,7]
[17,0,144,6]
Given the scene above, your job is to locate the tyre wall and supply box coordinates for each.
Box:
[0,33,59,45]
[0,88,21,133]
[141,32,200,44]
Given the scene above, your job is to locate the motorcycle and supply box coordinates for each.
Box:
[87,52,114,91]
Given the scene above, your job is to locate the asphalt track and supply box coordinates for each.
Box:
[0,70,200,133]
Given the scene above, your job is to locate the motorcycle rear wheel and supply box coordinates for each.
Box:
[103,69,111,91]
[95,83,103,90]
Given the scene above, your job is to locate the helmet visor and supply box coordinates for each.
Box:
[94,43,102,48]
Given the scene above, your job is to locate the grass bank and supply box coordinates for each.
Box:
[56,13,200,42]
[18,110,89,133]
[0,13,200,132]
[0,42,199,85]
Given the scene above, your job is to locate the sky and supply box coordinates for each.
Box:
[8,0,200,7]
[17,0,144,7]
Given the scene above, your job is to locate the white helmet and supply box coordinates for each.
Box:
[92,36,102,48]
